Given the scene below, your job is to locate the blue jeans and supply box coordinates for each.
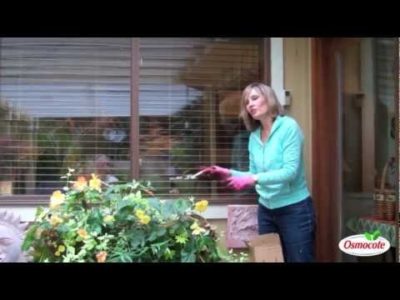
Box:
[257,196,316,262]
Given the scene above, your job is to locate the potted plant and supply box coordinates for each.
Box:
[22,169,245,262]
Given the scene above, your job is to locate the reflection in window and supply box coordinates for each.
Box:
[138,38,264,198]
[341,38,397,193]
[0,38,266,201]
[374,38,396,191]
[0,38,131,195]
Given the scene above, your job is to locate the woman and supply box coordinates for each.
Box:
[201,82,316,262]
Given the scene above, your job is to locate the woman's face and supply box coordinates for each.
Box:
[245,88,269,120]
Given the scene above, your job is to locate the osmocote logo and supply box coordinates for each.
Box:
[338,230,390,257]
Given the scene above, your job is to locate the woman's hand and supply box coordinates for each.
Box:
[224,175,256,191]
[199,165,231,180]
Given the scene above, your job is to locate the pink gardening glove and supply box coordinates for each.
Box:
[199,165,231,180]
[224,175,256,191]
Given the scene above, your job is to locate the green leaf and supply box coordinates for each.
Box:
[120,253,133,262]
[181,251,196,262]
[173,199,191,214]
[148,230,158,242]
[128,229,145,248]
[35,207,45,218]
[169,223,180,234]
[85,240,97,251]
[148,197,161,211]
[161,201,175,218]
[364,232,373,241]
[116,199,134,212]
[85,190,101,201]
[157,227,166,237]
[131,181,140,190]
[372,230,381,240]
[66,246,75,255]
[90,224,103,235]
[56,223,70,233]
[21,225,38,251]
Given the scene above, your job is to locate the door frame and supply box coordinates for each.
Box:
[311,38,342,262]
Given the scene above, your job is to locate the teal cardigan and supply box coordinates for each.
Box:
[231,115,310,209]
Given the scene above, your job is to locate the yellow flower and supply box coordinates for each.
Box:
[135,209,151,224]
[73,176,88,191]
[135,209,145,218]
[194,200,208,213]
[77,228,89,239]
[103,215,115,224]
[49,215,63,226]
[190,221,206,235]
[96,251,107,263]
[138,214,151,225]
[89,173,102,192]
[134,209,151,224]
[50,190,65,209]
[55,244,66,256]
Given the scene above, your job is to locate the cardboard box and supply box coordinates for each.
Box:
[247,233,284,262]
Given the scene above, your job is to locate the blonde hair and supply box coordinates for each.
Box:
[239,82,284,131]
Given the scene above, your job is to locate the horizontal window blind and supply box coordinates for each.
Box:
[0,38,131,196]
[138,38,264,199]
[0,37,266,203]
[375,38,396,108]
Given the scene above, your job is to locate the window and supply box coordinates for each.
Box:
[0,38,132,202]
[338,38,398,242]
[0,38,267,204]
[138,38,265,202]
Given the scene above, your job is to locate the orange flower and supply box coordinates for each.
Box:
[77,228,89,239]
[89,173,102,192]
[96,251,107,263]
[73,176,88,191]
[50,190,65,209]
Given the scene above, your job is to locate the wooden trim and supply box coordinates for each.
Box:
[311,38,341,262]
[262,38,271,85]
[360,39,375,192]
[130,38,140,180]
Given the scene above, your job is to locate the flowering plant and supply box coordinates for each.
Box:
[22,169,231,262]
